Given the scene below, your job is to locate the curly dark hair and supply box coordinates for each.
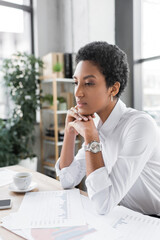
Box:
[76,41,129,98]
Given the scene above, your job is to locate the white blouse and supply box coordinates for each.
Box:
[56,99,160,215]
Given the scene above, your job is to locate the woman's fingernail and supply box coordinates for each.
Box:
[84,117,88,121]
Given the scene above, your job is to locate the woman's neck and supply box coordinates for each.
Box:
[98,99,118,123]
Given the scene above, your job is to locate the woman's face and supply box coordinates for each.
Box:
[73,60,112,117]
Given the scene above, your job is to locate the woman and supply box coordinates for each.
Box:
[55,41,160,216]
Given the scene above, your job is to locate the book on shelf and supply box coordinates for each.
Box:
[72,53,76,76]
[64,52,77,78]
[44,156,55,164]
[45,126,65,141]
[64,53,72,78]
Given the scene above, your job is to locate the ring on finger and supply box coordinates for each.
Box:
[71,107,78,113]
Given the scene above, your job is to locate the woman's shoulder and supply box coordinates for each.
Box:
[117,99,156,126]
[119,106,159,137]
[123,106,156,124]
[122,111,160,148]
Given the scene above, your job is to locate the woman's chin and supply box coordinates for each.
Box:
[78,109,93,116]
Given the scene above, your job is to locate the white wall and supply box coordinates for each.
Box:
[88,0,115,44]
[61,0,115,52]
[33,0,60,57]
[34,0,115,56]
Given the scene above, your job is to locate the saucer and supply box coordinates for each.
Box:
[9,182,38,193]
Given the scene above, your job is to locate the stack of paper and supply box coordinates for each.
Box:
[3,187,159,240]
[81,195,160,240]
[1,189,120,240]
[2,189,86,229]
[106,206,160,240]
[0,169,16,187]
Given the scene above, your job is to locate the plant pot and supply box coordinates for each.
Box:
[58,102,67,110]
[18,157,38,171]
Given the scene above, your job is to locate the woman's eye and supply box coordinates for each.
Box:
[85,82,94,86]
[72,82,78,85]
[72,82,95,86]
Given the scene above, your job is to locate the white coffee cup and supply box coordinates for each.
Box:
[13,172,32,190]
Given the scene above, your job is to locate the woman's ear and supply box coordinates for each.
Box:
[111,82,120,97]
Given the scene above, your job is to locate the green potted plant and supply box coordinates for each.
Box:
[1,52,43,168]
[52,62,63,78]
[57,96,67,110]
[53,62,62,72]
[42,94,53,106]
[0,119,18,167]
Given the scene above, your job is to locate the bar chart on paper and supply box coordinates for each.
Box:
[31,225,97,240]
[112,217,128,228]
[107,207,160,240]
[50,191,69,221]
[19,189,86,228]
[2,189,86,229]
[81,195,160,240]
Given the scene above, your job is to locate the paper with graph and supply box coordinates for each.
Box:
[2,189,86,229]
[81,195,160,240]
[106,206,160,240]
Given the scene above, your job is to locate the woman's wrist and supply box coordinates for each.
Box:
[84,130,100,144]
[65,125,77,139]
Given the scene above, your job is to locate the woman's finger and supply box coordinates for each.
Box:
[74,106,90,121]
[69,107,82,120]
[75,106,95,119]
[77,112,88,121]
[70,107,89,121]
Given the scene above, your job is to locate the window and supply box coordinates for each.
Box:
[0,0,33,119]
[134,0,160,125]
[0,0,30,6]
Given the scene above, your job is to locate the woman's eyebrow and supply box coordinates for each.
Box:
[72,75,96,80]
[83,75,96,80]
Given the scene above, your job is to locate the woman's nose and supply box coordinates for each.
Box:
[75,84,84,97]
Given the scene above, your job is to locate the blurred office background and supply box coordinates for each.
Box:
[0,0,160,172]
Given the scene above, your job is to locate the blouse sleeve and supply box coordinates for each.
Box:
[55,144,86,189]
[85,116,158,215]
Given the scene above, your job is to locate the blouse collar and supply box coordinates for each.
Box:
[97,99,127,137]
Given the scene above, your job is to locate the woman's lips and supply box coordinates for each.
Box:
[76,102,87,108]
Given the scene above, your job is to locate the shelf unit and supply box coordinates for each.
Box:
[39,74,81,176]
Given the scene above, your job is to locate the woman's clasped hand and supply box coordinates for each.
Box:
[66,106,96,138]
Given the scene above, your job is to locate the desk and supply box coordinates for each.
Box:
[0,165,66,240]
